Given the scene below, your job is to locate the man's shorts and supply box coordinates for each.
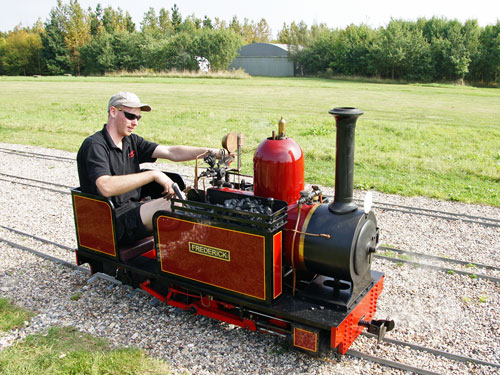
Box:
[115,202,152,245]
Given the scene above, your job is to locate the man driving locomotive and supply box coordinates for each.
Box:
[77,91,220,245]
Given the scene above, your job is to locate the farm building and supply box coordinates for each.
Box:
[229,43,295,77]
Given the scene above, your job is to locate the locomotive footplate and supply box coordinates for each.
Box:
[292,274,371,312]
[270,270,386,355]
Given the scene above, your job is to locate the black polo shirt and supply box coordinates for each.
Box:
[76,125,158,216]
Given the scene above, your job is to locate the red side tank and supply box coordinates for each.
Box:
[253,119,304,205]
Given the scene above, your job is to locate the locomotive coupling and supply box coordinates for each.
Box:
[359,319,395,343]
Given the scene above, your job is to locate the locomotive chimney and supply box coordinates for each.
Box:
[328,107,363,214]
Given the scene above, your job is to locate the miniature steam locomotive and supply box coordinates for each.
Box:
[71,107,393,356]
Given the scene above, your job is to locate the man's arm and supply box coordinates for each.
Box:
[96,170,173,197]
[152,145,220,162]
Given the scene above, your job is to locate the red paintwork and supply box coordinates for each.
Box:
[283,203,317,270]
[268,318,288,329]
[273,232,282,298]
[253,137,304,205]
[140,282,257,331]
[156,215,267,300]
[217,187,254,196]
[141,249,156,259]
[331,275,385,354]
[140,280,166,302]
[73,195,116,256]
[293,327,318,353]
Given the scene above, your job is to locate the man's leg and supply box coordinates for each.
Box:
[139,197,172,232]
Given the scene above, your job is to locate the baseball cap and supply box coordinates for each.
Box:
[108,92,152,112]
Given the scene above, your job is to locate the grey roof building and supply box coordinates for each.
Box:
[229,43,294,77]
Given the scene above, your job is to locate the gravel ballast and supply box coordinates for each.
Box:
[0,143,499,374]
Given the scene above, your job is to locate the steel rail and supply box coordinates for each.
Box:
[0,172,74,189]
[374,205,500,228]
[0,224,74,251]
[354,200,500,228]
[346,349,441,375]
[0,147,75,162]
[0,177,69,195]
[0,237,434,374]
[362,332,500,369]
[379,246,500,272]
[0,237,122,288]
[376,255,500,283]
[357,198,500,225]
[2,147,499,228]
[0,236,82,271]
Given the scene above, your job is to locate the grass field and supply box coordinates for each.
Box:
[0,299,170,374]
[0,326,171,375]
[0,76,499,206]
[0,297,33,331]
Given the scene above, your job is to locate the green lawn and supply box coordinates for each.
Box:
[0,297,33,331]
[0,298,170,374]
[0,326,171,375]
[0,76,499,206]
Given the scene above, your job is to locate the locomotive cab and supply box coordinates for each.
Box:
[71,171,185,274]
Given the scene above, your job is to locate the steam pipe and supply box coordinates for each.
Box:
[328,107,364,214]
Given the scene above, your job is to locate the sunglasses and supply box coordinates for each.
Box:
[115,107,142,121]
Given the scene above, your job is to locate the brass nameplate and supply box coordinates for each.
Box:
[189,242,230,262]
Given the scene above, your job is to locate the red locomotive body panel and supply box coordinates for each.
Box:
[72,194,116,257]
[156,215,282,303]
[253,137,304,205]
[273,231,283,298]
[284,203,320,270]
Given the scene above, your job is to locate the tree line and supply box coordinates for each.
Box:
[281,19,500,84]
[0,1,267,76]
[0,0,499,84]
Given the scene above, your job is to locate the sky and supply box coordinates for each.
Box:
[2,0,500,35]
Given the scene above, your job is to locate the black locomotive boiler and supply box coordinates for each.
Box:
[71,107,393,356]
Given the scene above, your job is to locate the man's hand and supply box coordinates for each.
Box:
[152,170,174,198]
[212,149,235,160]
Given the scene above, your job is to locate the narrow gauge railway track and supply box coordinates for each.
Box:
[376,246,500,283]
[353,198,500,229]
[379,246,500,272]
[0,172,73,191]
[1,146,499,228]
[0,161,500,228]
[1,172,500,283]
[0,173,71,195]
[0,147,75,163]
[1,231,499,375]
[5,223,499,283]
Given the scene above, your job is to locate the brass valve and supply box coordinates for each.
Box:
[278,117,286,138]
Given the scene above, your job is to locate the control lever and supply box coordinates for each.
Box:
[171,182,185,200]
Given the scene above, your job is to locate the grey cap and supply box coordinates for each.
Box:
[108,91,151,112]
